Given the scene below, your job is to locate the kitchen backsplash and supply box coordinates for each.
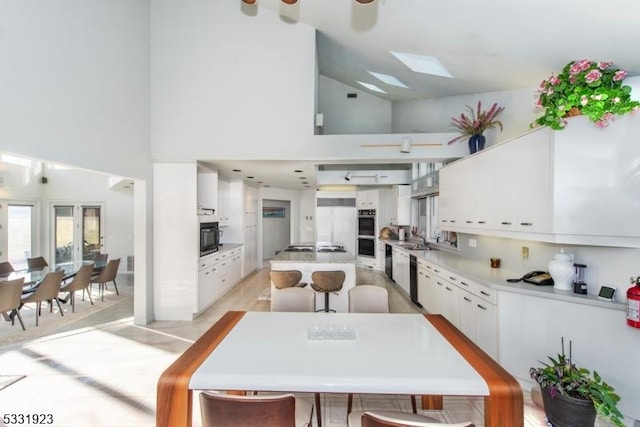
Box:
[456,233,639,298]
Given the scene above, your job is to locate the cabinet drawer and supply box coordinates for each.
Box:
[460,277,497,305]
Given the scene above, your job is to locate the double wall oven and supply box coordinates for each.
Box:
[357,209,376,258]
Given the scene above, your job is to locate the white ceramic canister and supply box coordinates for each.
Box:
[548,249,574,291]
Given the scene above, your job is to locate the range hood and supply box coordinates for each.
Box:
[411,170,439,198]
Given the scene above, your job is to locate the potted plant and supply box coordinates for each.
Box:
[447,101,505,154]
[529,338,624,427]
[533,59,640,130]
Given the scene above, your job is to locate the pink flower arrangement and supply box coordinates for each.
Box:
[447,101,505,144]
[534,59,639,130]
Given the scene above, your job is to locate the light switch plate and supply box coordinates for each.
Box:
[468,238,477,248]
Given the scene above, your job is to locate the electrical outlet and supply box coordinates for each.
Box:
[468,238,477,248]
[521,246,529,259]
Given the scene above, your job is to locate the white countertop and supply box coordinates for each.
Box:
[383,240,625,311]
[189,312,488,396]
[270,250,356,264]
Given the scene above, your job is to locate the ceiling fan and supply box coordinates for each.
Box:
[242,0,374,4]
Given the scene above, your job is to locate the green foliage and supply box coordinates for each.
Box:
[529,339,624,427]
[533,59,640,130]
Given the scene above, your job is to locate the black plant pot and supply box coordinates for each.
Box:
[541,387,596,427]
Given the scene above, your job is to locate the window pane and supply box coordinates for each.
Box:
[54,206,74,264]
[8,205,33,267]
[82,207,101,260]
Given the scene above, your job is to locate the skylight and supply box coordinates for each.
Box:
[367,71,408,88]
[390,52,454,78]
[357,81,387,94]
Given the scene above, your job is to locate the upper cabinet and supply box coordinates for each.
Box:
[389,185,411,226]
[439,115,640,247]
[357,189,379,208]
[197,172,218,214]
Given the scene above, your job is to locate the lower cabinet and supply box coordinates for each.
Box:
[197,246,243,313]
[417,258,498,359]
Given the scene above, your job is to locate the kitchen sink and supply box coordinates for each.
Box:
[397,243,433,251]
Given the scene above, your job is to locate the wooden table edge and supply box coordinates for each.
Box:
[424,314,524,427]
[156,310,246,427]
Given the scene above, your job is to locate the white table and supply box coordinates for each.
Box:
[190,312,487,396]
[157,311,523,427]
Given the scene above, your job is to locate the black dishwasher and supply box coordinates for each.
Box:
[385,244,393,280]
[409,255,422,308]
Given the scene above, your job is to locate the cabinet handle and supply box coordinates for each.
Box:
[478,221,486,224]
[480,290,491,297]
[465,220,473,224]
[501,221,512,225]
[427,265,432,269]
[434,269,440,273]
[450,220,456,223]
[460,281,469,286]
[437,281,444,286]
[463,296,472,302]
[520,222,533,226]
[441,220,448,223]
[445,286,453,291]
[449,276,457,281]
[425,274,431,279]
[477,304,488,310]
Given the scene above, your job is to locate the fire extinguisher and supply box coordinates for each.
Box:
[627,276,640,328]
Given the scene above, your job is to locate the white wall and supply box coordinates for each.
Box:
[317,75,392,135]
[392,87,539,147]
[0,0,152,324]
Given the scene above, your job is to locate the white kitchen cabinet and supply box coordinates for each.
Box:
[376,240,386,271]
[459,289,498,359]
[388,185,411,226]
[439,115,640,246]
[217,178,231,226]
[197,172,218,213]
[357,189,379,208]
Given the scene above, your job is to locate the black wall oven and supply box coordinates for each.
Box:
[357,209,376,258]
[200,222,220,257]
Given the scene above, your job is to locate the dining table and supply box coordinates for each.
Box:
[157,311,524,427]
[0,260,107,321]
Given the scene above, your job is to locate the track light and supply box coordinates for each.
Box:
[400,137,412,153]
[243,0,374,5]
[345,172,352,181]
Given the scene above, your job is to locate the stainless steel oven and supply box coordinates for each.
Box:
[357,237,376,258]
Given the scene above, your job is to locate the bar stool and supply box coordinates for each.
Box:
[310,270,345,313]
[270,270,307,289]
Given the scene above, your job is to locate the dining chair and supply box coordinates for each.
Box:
[271,287,315,312]
[346,285,417,415]
[59,264,94,312]
[199,391,313,427]
[0,261,15,275]
[348,285,390,313]
[20,270,65,326]
[90,258,120,301]
[348,411,474,427]
[270,270,307,289]
[310,270,345,312]
[26,256,48,269]
[0,278,26,330]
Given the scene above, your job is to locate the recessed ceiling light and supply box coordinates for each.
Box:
[357,81,387,94]
[232,169,242,172]
[368,71,408,88]
[390,51,454,78]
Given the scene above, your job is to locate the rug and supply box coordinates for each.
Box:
[0,375,25,391]
[257,288,271,301]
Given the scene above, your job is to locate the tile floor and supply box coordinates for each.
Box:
[0,264,552,426]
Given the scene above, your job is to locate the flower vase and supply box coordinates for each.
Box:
[468,134,485,154]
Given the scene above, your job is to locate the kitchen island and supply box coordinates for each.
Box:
[270,243,356,312]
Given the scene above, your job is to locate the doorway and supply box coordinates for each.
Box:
[262,199,290,259]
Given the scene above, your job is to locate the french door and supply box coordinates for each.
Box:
[52,203,104,264]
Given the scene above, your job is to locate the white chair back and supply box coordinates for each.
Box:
[348,285,389,313]
[272,287,315,312]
